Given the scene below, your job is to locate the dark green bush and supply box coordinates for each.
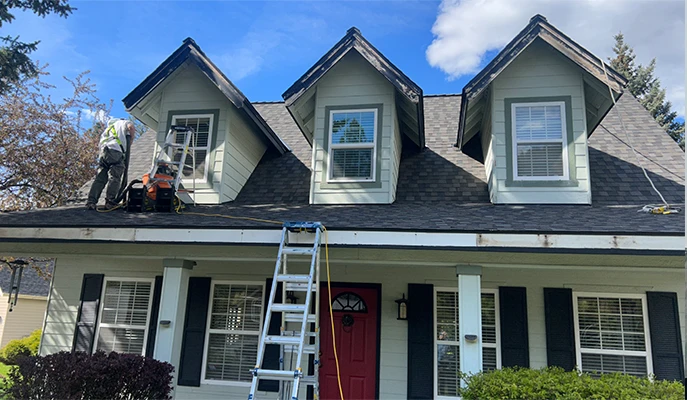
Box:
[0,329,40,365]
[460,367,685,400]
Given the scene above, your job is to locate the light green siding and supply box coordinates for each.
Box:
[389,103,402,203]
[311,51,399,204]
[490,39,591,204]
[223,106,267,202]
[41,247,683,400]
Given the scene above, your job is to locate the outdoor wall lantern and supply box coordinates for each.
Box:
[395,293,408,320]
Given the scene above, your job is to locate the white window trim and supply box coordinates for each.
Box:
[171,113,214,185]
[572,291,654,376]
[434,287,501,400]
[200,280,265,387]
[511,101,569,181]
[327,108,378,183]
[93,277,155,356]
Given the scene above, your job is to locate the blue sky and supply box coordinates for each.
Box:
[3,0,684,120]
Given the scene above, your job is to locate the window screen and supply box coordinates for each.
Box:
[204,283,263,383]
[172,115,212,182]
[575,295,651,377]
[329,110,376,180]
[512,103,566,179]
[95,279,153,355]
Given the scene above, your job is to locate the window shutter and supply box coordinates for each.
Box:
[72,274,104,353]
[178,277,211,387]
[407,283,434,399]
[646,292,684,381]
[258,278,283,392]
[544,288,575,370]
[145,276,163,358]
[499,287,530,367]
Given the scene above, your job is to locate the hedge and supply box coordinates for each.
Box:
[0,329,41,365]
[3,351,174,400]
[460,367,685,400]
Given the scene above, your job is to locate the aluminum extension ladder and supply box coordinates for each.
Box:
[148,125,195,192]
[249,222,323,400]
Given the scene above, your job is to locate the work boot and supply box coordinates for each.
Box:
[85,203,97,211]
[103,201,119,211]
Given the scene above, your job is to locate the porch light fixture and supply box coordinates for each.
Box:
[395,293,408,320]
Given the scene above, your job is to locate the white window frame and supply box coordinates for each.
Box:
[572,292,654,376]
[171,113,214,184]
[200,280,265,387]
[327,108,377,183]
[93,277,155,356]
[434,287,501,400]
[511,101,569,181]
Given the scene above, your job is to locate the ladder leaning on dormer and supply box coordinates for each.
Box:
[249,222,322,400]
[147,125,195,193]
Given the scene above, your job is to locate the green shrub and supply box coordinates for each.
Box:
[460,367,685,400]
[0,329,40,365]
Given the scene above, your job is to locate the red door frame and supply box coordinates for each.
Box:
[314,282,382,400]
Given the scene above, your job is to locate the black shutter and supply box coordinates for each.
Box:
[178,277,211,387]
[646,292,684,381]
[499,287,530,367]
[407,283,434,399]
[259,278,283,392]
[145,276,163,358]
[543,288,575,370]
[72,274,104,353]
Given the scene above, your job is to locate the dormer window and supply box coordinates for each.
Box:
[511,102,568,181]
[328,109,377,182]
[172,114,214,184]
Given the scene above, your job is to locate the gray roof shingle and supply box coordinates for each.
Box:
[0,93,683,235]
[0,261,52,297]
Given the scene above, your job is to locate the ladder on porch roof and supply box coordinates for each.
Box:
[249,222,323,400]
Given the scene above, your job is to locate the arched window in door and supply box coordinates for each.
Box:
[331,292,368,313]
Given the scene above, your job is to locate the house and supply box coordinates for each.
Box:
[0,262,52,348]
[0,14,684,400]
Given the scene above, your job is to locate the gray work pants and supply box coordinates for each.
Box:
[87,147,125,205]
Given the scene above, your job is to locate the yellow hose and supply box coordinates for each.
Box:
[323,226,345,400]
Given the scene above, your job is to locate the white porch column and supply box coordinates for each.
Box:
[457,265,482,384]
[154,259,195,366]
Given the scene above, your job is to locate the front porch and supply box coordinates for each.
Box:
[20,241,683,400]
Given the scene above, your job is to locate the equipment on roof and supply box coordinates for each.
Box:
[248,222,323,400]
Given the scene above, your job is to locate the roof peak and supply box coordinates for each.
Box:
[530,14,547,23]
[347,26,361,35]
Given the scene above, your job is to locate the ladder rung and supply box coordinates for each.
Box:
[276,274,311,283]
[158,160,182,166]
[282,331,317,337]
[284,313,316,323]
[271,304,306,313]
[264,335,300,346]
[301,375,317,385]
[278,343,317,354]
[252,369,299,380]
[285,282,317,292]
[282,247,315,256]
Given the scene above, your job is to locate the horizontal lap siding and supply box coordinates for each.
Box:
[312,51,397,204]
[0,296,46,347]
[491,40,591,204]
[223,106,267,202]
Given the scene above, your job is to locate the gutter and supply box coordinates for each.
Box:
[0,227,682,254]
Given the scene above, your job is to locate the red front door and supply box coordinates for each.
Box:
[319,285,379,400]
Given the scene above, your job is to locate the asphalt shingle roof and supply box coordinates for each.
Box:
[0,261,52,297]
[0,93,683,235]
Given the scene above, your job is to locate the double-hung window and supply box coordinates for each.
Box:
[573,293,653,377]
[202,282,264,385]
[94,278,154,355]
[172,114,214,183]
[435,288,500,398]
[511,102,568,180]
[328,109,377,181]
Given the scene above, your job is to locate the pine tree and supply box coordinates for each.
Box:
[609,33,684,149]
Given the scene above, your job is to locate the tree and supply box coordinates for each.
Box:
[609,32,685,150]
[0,0,74,94]
[0,67,110,211]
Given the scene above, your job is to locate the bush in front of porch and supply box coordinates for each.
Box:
[460,367,684,400]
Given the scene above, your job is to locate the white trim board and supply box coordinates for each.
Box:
[0,227,682,252]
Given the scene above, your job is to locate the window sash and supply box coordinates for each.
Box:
[171,114,214,184]
[435,288,500,399]
[94,278,154,356]
[572,292,653,376]
[201,281,265,386]
[511,102,568,181]
[327,109,377,182]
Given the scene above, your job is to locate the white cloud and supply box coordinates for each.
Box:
[426,0,685,116]
[81,109,108,123]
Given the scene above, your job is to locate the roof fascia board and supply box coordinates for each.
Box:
[0,227,681,253]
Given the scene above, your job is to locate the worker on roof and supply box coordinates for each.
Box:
[86,118,136,210]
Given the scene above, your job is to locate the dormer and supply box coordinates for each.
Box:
[457,15,627,204]
[123,38,288,204]
[283,28,424,205]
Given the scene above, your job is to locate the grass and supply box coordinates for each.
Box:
[0,362,11,379]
